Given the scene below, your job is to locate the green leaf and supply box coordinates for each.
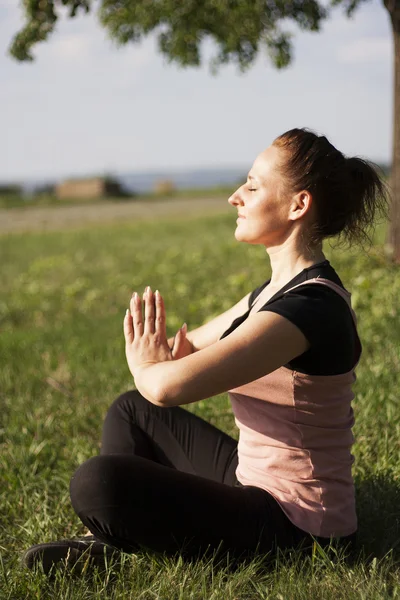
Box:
[10,0,329,70]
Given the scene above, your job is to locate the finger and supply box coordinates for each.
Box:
[144,286,155,334]
[154,290,167,339]
[130,292,143,337]
[123,308,134,345]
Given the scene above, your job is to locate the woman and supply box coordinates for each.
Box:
[24,128,389,573]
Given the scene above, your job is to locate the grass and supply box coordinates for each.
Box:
[0,212,399,598]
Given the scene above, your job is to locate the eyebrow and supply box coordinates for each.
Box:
[248,174,260,183]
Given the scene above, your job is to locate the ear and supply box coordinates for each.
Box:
[288,190,313,222]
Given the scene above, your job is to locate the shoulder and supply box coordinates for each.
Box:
[283,280,351,308]
[260,281,355,347]
[263,279,351,312]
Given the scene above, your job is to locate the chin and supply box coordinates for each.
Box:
[234,229,246,242]
[234,231,253,244]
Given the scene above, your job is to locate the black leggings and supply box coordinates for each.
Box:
[69,391,355,561]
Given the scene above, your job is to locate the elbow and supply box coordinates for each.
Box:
[150,382,186,408]
[149,383,171,407]
[134,368,171,407]
[134,367,185,407]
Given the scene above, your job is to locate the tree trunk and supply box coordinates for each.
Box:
[385,1,400,263]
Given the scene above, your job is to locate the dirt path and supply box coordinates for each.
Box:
[0,197,231,234]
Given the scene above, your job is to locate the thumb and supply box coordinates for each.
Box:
[171,323,187,358]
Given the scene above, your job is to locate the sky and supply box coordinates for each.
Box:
[1,0,393,183]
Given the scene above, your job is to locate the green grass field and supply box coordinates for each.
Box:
[1,212,399,599]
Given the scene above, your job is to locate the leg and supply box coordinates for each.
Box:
[100,390,239,485]
[69,453,303,561]
[71,390,303,559]
[23,390,241,573]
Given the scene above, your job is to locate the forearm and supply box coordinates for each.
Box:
[167,292,251,353]
[133,349,214,408]
[134,311,310,410]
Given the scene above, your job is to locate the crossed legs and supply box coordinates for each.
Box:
[69,391,306,561]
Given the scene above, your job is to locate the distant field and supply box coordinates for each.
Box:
[1,212,399,599]
[0,196,232,234]
[0,184,236,210]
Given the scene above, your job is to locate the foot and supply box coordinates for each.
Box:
[22,535,119,575]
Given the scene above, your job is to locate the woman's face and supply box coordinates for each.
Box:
[228,145,293,247]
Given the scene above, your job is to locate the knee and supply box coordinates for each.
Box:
[70,455,119,518]
[69,455,139,552]
[106,389,148,421]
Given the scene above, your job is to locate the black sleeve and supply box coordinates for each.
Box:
[258,284,361,375]
[258,284,340,348]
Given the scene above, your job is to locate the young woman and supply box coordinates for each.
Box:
[24,128,389,573]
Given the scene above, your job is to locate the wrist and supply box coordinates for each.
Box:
[132,361,157,379]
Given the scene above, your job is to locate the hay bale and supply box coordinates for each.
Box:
[153,179,176,196]
[55,177,126,200]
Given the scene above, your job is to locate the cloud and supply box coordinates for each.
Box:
[34,15,155,84]
[52,34,93,61]
[337,37,392,64]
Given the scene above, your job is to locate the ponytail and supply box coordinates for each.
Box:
[340,156,390,248]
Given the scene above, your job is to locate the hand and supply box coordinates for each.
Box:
[124,287,172,378]
[170,322,192,360]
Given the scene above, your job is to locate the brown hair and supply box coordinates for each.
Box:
[273,128,390,250]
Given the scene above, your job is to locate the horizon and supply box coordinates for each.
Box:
[1,164,248,187]
[1,159,391,191]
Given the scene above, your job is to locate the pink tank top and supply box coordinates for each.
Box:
[229,277,360,538]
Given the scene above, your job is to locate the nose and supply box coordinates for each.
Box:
[228,186,244,207]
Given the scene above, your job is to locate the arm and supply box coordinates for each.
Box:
[135,309,310,407]
[168,292,252,355]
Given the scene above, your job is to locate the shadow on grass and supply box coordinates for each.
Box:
[355,473,400,561]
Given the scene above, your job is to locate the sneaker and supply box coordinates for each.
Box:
[22,535,119,575]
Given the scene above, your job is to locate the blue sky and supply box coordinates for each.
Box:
[1,0,392,183]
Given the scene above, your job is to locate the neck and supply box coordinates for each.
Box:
[266,242,326,289]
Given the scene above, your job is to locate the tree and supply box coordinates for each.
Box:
[9,0,399,262]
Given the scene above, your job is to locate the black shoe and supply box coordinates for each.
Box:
[22,535,119,575]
